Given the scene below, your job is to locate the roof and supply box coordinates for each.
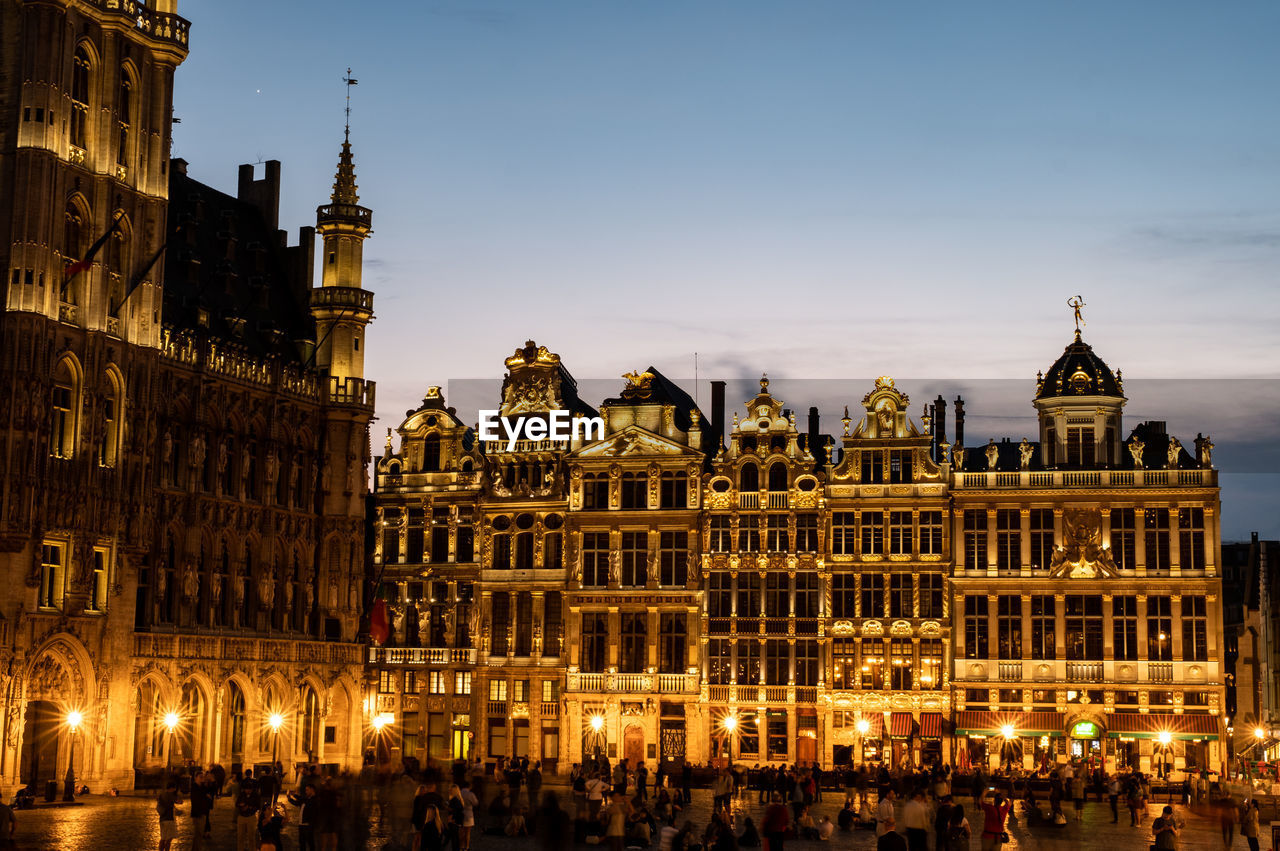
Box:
[601,367,715,454]
[1036,332,1123,401]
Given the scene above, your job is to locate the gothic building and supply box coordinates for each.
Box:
[372,330,1225,777]
[0,0,373,789]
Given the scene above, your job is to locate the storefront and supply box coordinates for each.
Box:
[920,712,945,767]
[831,712,883,766]
[954,711,1065,772]
[1067,719,1103,767]
[1107,713,1220,778]
[889,712,915,768]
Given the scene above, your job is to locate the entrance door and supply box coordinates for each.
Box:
[796,735,816,767]
[623,725,644,768]
[21,700,60,785]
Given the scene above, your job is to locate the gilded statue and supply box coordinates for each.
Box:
[1018,438,1034,470]
[985,439,999,470]
[1167,437,1182,469]
[951,444,965,470]
[1048,508,1117,579]
[1128,437,1144,468]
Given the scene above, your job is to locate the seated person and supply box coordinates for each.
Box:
[739,815,761,847]
[505,807,529,837]
[797,805,820,840]
[857,798,877,829]
[817,814,835,840]
[838,797,857,831]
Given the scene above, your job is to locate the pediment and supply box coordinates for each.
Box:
[574,426,698,458]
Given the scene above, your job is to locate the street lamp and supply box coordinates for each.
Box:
[1000,724,1017,770]
[63,710,82,801]
[1157,730,1173,781]
[721,714,739,763]
[856,717,871,764]
[269,712,285,766]
[162,710,180,776]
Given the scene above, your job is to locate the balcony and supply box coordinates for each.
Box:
[367,647,478,665]
[316,203,372,228]
[566,672,698,694]
[1065,662,1104,683]
[327,376,375,408]
[998,662,1022,682]
[134,633,362,666]
[90,0,190,48]
[310,286,373,312]
[955,468,1214,489]
[1148,662,1174,683]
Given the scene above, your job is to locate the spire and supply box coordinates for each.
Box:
[332,68,360,206]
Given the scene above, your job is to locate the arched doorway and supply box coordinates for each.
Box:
[133,679,167,784]
[178,681,208,765]
[623,725,644,769]
[221,681,247,770]
[21,653,79,786]
[300,686,321,762]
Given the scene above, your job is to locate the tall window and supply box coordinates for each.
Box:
[860,451,883,484]
[919,511,943,556]
[890,639,913,689]
[39,543,64,609]
[490,592,509,655]
[582,532,609,587]
[421,435,441,472]
[736,639,760,684]
[765,573,789,618]
[739,463,759,492]
[87,547,109,613]
[50,358,78,458]
[583,474,608,509]
[832,639,857,689]
[1029,509,1054,569]
[794,573,818,618]
[861,639,884,689]
[765,515,788,553]
[963,510,988,569]
[99,370,122,466]
[1113,595,1138,661]
[832,573,856,618]
[1065,595,1103,659]
[764,639,789,685]
[1178,508,1205,570]
[920,639,943,689]
[997,595,1022,659]
[659,613,686,673]
[301,688,321,755]
[996,509,1021,570]
[1144,509,1171,571]
[860,511,883,556]
[767,462,788,492]
[1110,509,1136,570]
[1030,595,1055,660]
[659,530,688,587]
[708,572,732,617]
[544,591,563,657]
[513,515,534,570]
[620,531,647,586]
[964,596,989,658]
[795,513,818,552]
[71,46,91,150]
[889,574,912,618]
[1065,427,1095,467]
[1147,596,1173,660]
[117,66,133,165]
[794,642,818,686]
[659,472,687,508]
[709,516,731,552]
[620,613,646,672]
[888,450,912,484]
[736,572,761,618]
[888,512,912,556]
[619,473,645,509]
[708,638,731,684]
[581,613,608,672]
[63,199,86,279]
[737,515,760,552]
[860,573,884,618]
[1181,596,1208,661]
[918,573,944,619]
[832,513,856,556]
[543,520,562,570]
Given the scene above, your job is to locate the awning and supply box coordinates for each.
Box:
[920,712,944,739]
[1107,713,1220,741]
[889,712,914,738]
[955,710,1064,737]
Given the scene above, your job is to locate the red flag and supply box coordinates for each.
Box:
[370,599,389,645]
[64,211,125,286]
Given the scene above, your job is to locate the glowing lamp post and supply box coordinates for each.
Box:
[721,714,739,762]
[161,710,180,775]
[269,712,285,766]
[856,717,871,763]
[1000,724,1016,769]
[1156,730,1173,781]
[63,710,83,801]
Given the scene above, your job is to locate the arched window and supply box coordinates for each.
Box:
[105,214,129,314]
[70,46,91,151]
[117,65,133,166]
[767,461,788,492]
[226,681,246,758]
[259,684,280,752]
[133,680,164,768]
[179,681,207,763]
[301,687,321,757]
[50,356,80,458]
[99,368,123,467]
[422,434,441,472]
[739,462,759,493]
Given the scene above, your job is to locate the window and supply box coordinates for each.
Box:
[996,509,1021,570]
[708,572,732,617]
[795,513,818,552]
[583,474,609,509]
[659,613,686,673]
[795,642,818,686]
[117,66,133,165]
[890,639,913,689]
[1113,596,1138,661]
[87,547,109,612]
[832,639,857,689]
[99,371,122,467]
[919,511,943,556]
[620,473,645,509]
[488,679,508,702]
[736,639,760,685]
[964,596,989,658]
[861,639,884,689]
[1178,508,1205,570]
[582,532,609,587]
[708,638,731,684]
[378,670,395,694]
[656,530,688,587]
[888,512,912,556]
[1182,596,1208,661]
[581,613,608,673]
[428,671,447,695]
[764,639,789,685]
[490,592,510,655]
[403,671,419,694]
[860,451,883,484]
[889,573,912,618]
[1065,595,1103,660]
[429,507,449,563]
[620,613,647,672]
[765,573,789,618]
[1065,427,1095,467]
[794,573,818,618]
[514,592,533,655]
[738,515,760,552]
[70,46,91,150]
[1030,509,1055,569]
[488,719,507,757]
[860,511,883,556]
[1144,509,1171,571]
[767,462,787,492]
[736,572,761,618]
[766,515,789,552]
[997,595,1022,659]
[1110,509,1136,570]
[918,573,944,619]
[860,573,884,618]
[832,513,856,556]
[453,671,472,695]
[620,531,647,586]
[888,450,912,484]
[50,359,78,458]
[660,472,687,509]
[963,510,988,569]
[513,515,535,570]
[920,639,943,689]
[739,463,759,492]
[832,573,856,618]
[541,680,559,703]
[543,591,563,657]
[709,516,731,552]
[39,543,64,609]
[512,679,530,703]
[1030,595,1055,660]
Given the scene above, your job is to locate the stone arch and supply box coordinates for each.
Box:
[176,672,215,764]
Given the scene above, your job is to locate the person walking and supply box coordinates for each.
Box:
[1107,773,1120,823]
[1243,798,1261,851]
[189,772,215,851]
[527,761,543,811]
[876,787,896,837]
[1071,773,1086,822]
[156,779,181,851]
[604,790,633,851]
[635,762,648,801]
[902,788,929,851]
[1218,794,1238,849]
[289,783,318,851]
[762,792,790,851]
[234,770,262,851]
[978,787,1011,851]
[1152,804,1180,850]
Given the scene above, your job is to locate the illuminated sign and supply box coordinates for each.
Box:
[1070,720,1100,738]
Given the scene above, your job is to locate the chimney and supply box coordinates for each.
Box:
[711,380,726,452]
[932,396,947,462]
[954,396,965,448]
[237,160,282,231]
[807,406,820,456]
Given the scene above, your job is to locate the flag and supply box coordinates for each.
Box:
[63,211,124,287]
[114,224,181,317]
[370,598,389,645]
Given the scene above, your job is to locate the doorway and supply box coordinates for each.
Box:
[20,700,61,785]
[624,725,644,768]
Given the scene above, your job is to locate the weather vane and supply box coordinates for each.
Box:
[343,67,359,142]
[1068,295,1085,333]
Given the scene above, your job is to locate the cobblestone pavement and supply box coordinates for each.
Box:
[8,786,1262,849]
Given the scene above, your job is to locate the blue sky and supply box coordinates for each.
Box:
[172,1,1279,538]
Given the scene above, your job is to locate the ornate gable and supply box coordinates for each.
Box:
[575,425,699,459]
